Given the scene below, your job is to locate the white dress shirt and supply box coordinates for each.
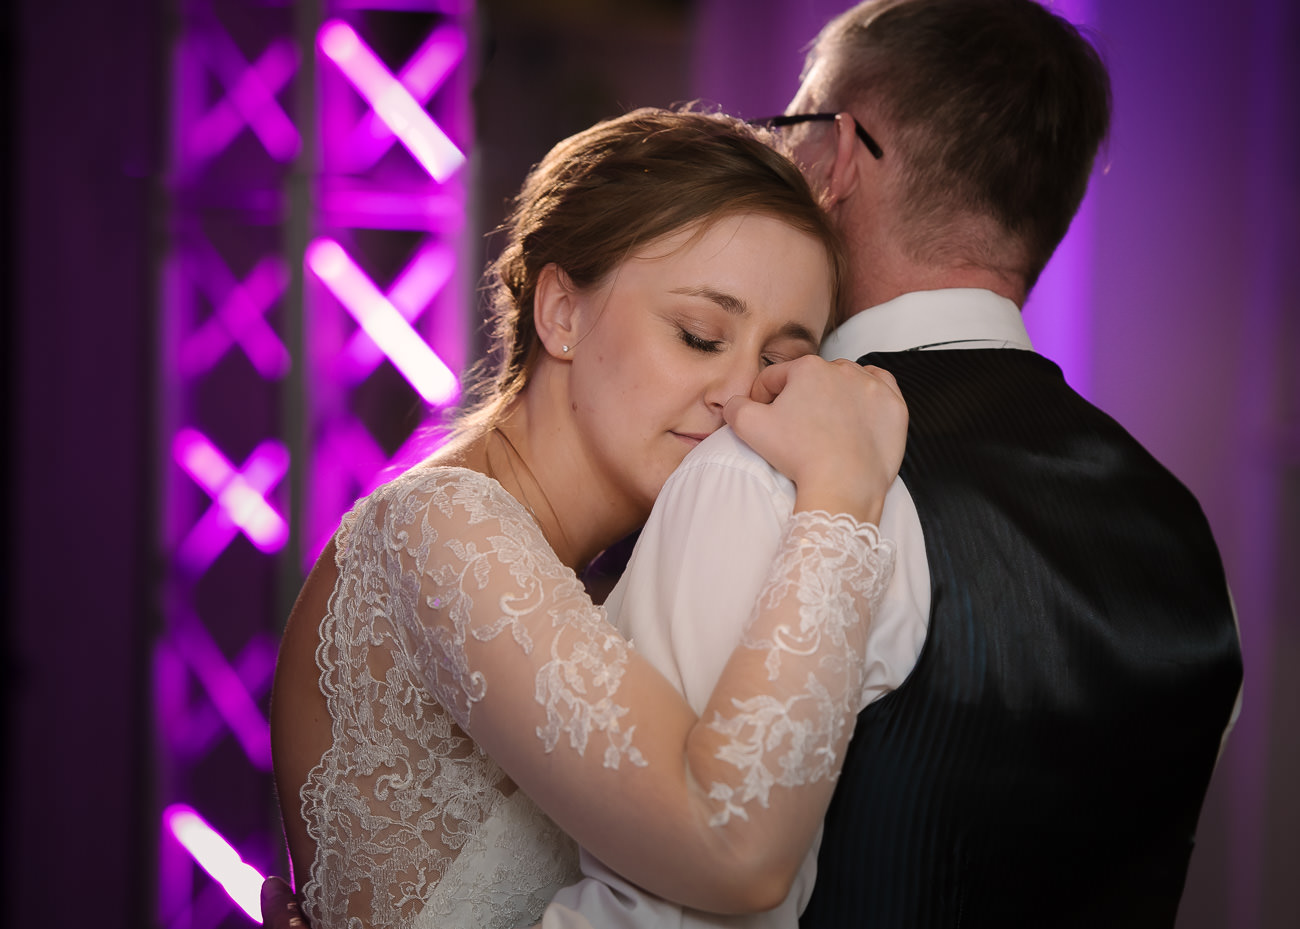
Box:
[540,289,1033,929]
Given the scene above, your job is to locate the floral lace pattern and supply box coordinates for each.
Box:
[415,790,581,929]
[301,467,589,929]
[298,466,895,927]
[704,511,894,825]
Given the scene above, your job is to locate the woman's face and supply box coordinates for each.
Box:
[564,211,834,515]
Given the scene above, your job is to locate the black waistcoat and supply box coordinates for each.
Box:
[800,350,1242,929]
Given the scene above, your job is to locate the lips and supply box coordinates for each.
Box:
[672,431,712,447]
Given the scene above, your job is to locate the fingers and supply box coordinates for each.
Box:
[261,876,309,928]
[722,393,774,452]
[722,356,909,523]
[722,393,751,428]
[747,360,791,404]
[860,364,903,403]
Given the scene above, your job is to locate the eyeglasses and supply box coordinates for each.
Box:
[753,113,884,160]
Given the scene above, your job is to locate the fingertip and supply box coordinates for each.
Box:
[722,394,747,425]
[261,876,291,908]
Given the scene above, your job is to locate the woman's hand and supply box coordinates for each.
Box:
[260,876,309,928]
[723,356,907,524]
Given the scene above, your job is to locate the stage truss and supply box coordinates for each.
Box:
[156,1,474,924]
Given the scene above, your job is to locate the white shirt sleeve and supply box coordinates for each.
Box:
[544,428,808,928]
[541,428,929,928]
[610,429,795,709]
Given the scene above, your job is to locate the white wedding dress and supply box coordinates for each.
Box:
[297,464,894,929]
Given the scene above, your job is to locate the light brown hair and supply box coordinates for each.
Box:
[809,0,1111,287]
[459,106,845,434]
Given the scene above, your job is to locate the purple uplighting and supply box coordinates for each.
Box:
[306,237,461,405]
[301,3,472,601]
[319,19,466,181]
[179,252,292,379]
[185,33,301,165]
[341,241,456,379]
[339,23,467,174]
[157,630,277,765]
[173,428,290,570]
[152,1,316,921]
[169,610,275,770]
[165,805,265,922]
[1019,0,1096,398]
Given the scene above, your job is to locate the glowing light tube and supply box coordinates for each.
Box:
[307,238,460,405]
[319,20,466,181]
[164,804,264,921]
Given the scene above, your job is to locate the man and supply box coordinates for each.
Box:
[745,1,1241,925]
[264,2,1242,925]
[547,1,1240,926]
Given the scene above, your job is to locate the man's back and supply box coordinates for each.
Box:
[802,349,1242,929]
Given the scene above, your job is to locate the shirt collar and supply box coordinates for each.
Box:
[820,288,1034,360]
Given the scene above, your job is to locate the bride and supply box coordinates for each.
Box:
[270,107,907,928]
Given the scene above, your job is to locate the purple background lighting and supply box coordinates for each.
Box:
[178,251,292,380]
[165,804,266,920]
[156,630,278,764]
[306,238,461,405]
[174,429,290,562]
[179,34,301,168]
[319,20,467,181]
[340,242,456,379]
[335,23,467,174]
[168,608,274,771]
[304,0,474,580]
[5,2,1295,928]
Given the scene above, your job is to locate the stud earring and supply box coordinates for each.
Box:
[562,344,570,353]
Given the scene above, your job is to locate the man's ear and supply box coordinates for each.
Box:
[820,111,865,209]
[534,263,582,359]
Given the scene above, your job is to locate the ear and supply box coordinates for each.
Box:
[820,111,864,209]
[533,263,582,360]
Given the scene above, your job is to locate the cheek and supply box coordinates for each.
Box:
[610,350,673,402]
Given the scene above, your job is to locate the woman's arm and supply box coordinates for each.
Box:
[405,358,906,913]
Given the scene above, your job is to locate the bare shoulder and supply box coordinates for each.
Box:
[271,541,340,890]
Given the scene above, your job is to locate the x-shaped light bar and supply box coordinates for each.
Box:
[179,247,291,379]
[166,609,273,770]
[156,628,276,768]
[340,241,455,382]
[174,428,290,575]
[340,23,467,174]
[307,238,460,405]
[186,30,299,165]
[319,20,466,181]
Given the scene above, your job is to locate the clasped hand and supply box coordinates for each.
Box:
[723,356,908,524]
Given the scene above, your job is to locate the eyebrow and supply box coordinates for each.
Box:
[670,285,820,347]
[671,285,747,316]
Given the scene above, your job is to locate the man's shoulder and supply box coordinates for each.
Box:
[676,426,792,490]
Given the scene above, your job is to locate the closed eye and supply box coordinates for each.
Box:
[679,327,722,353]
[761,344,817,368]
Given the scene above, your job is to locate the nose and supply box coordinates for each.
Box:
[704,352,761,412]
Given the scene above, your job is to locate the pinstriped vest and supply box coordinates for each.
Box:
[800,350,1242,929]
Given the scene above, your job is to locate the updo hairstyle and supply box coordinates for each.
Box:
[458,106,845,434]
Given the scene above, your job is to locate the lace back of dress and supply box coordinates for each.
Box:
[298,467,578,928]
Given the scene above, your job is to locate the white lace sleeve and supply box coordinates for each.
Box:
[696,510,894,827]
[305,466,895,919]
[414,475,894,908]
[384,471,647,769]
